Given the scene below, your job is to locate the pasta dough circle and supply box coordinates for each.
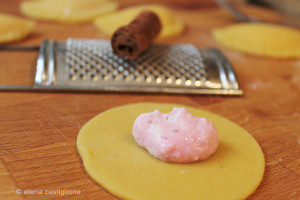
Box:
[213,23,300,58]
[77,103,264,200]
[0,13,35,43]
[20,0,118,24]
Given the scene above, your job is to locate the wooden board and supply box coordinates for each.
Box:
[0,0,299,199]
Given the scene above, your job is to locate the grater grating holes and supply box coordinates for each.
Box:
[66,39,208,86]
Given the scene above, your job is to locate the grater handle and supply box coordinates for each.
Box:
[0,41,44,91]
[0,45,40,51]
[0,85,34,91]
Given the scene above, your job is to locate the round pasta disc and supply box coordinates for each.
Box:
[20,0,118,24]
[0,13,35,44]
[77,103,265,200]
[94,4,184,38]
[213,23,300,58]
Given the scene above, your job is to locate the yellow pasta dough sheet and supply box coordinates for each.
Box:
[0,13,35,44]
[213,23,300,58]
[20,0,118,24]
[77,103,265,200]
[94,4,184,38]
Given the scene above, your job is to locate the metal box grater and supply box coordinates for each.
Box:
[2,39,243,95]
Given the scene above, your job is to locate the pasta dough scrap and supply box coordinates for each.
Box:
[0,13,35,44]
[213,23,300,58]
[20,0,118,24]
[94,4,184,38]
[77,103,265,200]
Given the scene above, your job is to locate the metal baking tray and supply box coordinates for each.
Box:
[0,39,242,95]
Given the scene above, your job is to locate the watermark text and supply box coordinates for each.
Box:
[16,188,81,196]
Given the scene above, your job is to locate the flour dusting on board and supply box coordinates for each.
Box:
[266,158,283,166]
[246,80,272,89]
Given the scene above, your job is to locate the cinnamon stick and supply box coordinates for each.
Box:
[111,11,162,60]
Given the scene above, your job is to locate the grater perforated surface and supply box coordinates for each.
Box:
[26,39,243,95]
[65,39,208,88]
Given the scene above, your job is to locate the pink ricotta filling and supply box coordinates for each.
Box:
[132,107,219,163]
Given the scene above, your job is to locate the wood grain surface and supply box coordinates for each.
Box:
[0,0,300,200]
